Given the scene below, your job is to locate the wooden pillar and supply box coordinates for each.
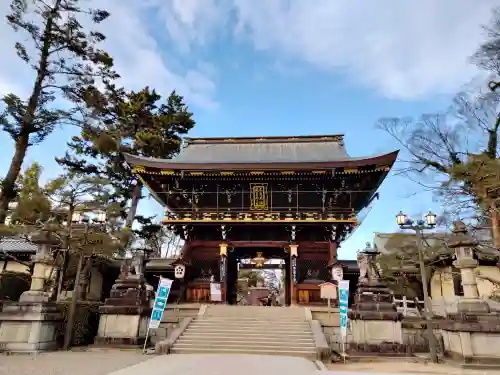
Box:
[219,243,228,304]
[328,241,338,267]
[289,243,298,305]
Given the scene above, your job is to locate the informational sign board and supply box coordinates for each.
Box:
[338,280,350,337]
[148,277,173,329]
[210,282,222,302]
[319,282,338,300]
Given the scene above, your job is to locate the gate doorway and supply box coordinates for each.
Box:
[225,246,291,306]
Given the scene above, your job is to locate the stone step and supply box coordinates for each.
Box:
[204,310,306,318]
[191,321,310,328]
[202,314,306,322]
[197,316,307,323]
[176,338,316,348]
[182,324,311,335]
[170,346,317,359]
[180,330,313,339]
[204,307,305,317]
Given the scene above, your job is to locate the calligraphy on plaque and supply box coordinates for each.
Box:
[250,183,269,211]
[250,184,269,211]
[291,257,297,284]
[220,256,227,282]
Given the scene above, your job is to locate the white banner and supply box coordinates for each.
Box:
[338,280,350,337]
[149,277,173,329]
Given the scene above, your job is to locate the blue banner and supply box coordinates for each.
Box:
[148,277,173,329]
[338,280,350,337]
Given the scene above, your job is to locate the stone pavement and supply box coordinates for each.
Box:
[0,350,148,375]
[106,354,319,375]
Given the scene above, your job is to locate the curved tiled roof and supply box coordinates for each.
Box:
[124,134,399,170]
[176,135,350,163]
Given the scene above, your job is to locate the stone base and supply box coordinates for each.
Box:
[93,274,152,347]
[456,299,491,315]
[0,301,63,352]
[350,319,404,345]
[347,342,409,355]
[95,313,150,347]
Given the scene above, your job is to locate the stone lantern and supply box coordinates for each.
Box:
[20,223,61,303]
[447,221,490,315]
[0,221,63,352]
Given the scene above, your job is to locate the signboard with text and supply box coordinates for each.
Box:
[148,277,173,329]
[319,282,338,300]
[210,282,222,302]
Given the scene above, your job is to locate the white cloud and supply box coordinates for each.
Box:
[0,0,217,108]
[158,0,500,99]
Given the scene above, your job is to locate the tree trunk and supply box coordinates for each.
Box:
[0,0,61,224]
[124,181,142,229]
[0,136,30,223]
[490,201,500,248]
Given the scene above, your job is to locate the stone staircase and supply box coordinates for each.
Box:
[171,305,317,359]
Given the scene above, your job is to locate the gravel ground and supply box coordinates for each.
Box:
[0,349,150,375]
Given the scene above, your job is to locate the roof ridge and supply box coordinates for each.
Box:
[184,134,344,145]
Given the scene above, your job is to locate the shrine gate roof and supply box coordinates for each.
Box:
[124,134,399,170]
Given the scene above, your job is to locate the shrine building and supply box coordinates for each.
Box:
[124,135,398,305]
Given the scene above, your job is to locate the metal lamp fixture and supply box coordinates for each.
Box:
[394,209,439,363]
[95,211,107,223]
[424,210,436,227]
[396,211,408,226]
[71,211,82,223]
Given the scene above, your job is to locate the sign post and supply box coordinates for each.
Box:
[210,282,222,302]
[143,277,173,353]
[338,280,350,363]
[319,282,338,323]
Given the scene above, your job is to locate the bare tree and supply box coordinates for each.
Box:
[378,9,500,247]
[378,87,499,246]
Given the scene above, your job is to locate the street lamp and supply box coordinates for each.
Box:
[396,210,438,363]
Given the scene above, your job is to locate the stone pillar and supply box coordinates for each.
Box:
[348,246,405,354]
[447,221,490,315]
[95,250,152,347]
[219,243,228,304]
[0,227,63,352]
[289,243,298,305]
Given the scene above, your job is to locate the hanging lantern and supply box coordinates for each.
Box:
[174,264,186,279]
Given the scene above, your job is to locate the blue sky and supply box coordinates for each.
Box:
[0,0,499,259]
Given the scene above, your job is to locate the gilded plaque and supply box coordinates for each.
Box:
[250,183,269,211]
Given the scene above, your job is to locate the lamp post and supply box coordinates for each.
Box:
[396,210,439,363]
[63,211,108,350]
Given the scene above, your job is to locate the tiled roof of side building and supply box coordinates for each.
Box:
[0,238,38,253]
[124,134,399,168]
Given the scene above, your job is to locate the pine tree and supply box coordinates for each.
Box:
[0,0,117,223]
[57,87,195,240]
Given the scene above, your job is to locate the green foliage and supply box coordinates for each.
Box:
[57,87,195,244]
[449,154,499,204]
[10,162,51,225]
[238,269,265,288]
[0,0,117,222]
[57,301,102,346]
[376,233,453,297]
[0,271,30,300]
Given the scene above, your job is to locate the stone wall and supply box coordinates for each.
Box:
[313,307,431,355]
[437,316,500,362]
[149,304,200,345]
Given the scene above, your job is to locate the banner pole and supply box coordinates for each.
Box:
[142,328,150,354]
